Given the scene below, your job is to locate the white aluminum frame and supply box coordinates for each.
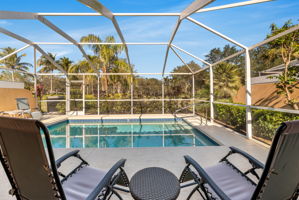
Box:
[77,0,133,74]
[162,0,214,76]
[25,0,271,17]
[0,44,31,62]
[2,0,298,140]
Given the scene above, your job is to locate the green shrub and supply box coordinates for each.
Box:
[56,102,66,114]
[195,102,210,118]
[164,101,192,114]
[214,104,246,131]
[85,94,96,100]
[252,109,299,141]
[85,101,97,114]
[212,103,299,142]
[134,101,162,114]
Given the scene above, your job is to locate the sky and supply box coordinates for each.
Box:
[0,0,298,76]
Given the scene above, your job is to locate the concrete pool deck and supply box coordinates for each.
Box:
[0,114,269,199]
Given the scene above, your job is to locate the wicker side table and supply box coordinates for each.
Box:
[129,167,180,200]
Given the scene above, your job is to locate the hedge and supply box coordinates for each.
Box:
[214,104,246,132]
[211,103,299,143]
[252,109,299,141]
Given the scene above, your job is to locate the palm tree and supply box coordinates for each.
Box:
[110,59,131,94]
[0,47,32,81]
[38,53,57,94]
[70,55,99,74]
[213,62,242,100]
[58,57,73,73]
[71,55,101,95]
[80,34,124,94]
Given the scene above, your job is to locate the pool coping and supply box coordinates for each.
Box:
[43,114,176,125]
[182,118,223,146]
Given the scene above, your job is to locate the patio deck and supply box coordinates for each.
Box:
[0,115,269,199]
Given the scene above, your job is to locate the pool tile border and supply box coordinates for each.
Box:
[68,118,182,124]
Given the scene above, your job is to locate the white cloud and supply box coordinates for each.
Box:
[55,50,71,57]
[0,20,12,26]
[65,16,176,43]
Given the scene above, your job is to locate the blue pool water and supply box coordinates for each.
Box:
[47,119,218,148]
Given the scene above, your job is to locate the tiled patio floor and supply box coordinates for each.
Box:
[0,114,269,200]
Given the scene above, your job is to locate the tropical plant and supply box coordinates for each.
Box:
[58,56,73,73]
[250,45,282,77]
[266,20,299,109]
[166,62,201,99]
[213,62,242,100]
[71,55,101,95]
[0,47,32,81]
[110,59,132,95]
[38,53,57,94]
[205,45,244,67]
[205,44,245,84]
[36,84,44,100]
[80,34,124,94]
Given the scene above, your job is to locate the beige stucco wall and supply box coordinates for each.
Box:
[233,83,299,109]
[0,88,36,111]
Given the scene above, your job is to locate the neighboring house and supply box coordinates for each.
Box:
[0,81,36,112]
[233,60,299,109]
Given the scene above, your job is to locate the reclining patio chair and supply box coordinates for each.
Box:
[180,120,299,200]
[0,117,129,200]
[16,97,42,120]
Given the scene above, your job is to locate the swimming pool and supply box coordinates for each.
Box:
[47,119,218,148]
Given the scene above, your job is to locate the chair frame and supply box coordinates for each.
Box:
[179,122,299,200]
[0,119,129,200]
[179,147,265,200]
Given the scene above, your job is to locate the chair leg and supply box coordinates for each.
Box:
[187,185,200,200]
[200,184,212,200]
[196,187,206,200]
[103,187,111,200]
[107,192,113,200]
[111,189,123,200]
[187,184,211,200]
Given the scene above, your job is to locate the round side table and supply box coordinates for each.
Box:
[129,167,180,200]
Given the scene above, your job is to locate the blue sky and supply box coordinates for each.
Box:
[0,0,298,76]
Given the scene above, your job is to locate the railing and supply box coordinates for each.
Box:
[38,98,194,115]
[138,101,143,124]
[173,102,208,125]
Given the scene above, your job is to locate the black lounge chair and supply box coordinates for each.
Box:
[0,117,129,200]
[180,120,299,200]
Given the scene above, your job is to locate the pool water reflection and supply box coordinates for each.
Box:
[47,120,218,148]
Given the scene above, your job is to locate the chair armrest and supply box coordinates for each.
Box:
[86,159,126,200]
[184,155,230,200]
[55,150,80,168]
[229,147,264,169]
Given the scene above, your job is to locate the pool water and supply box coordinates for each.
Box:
[47,119,218,148]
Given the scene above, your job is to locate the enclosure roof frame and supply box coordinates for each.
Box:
[0,0,288,76]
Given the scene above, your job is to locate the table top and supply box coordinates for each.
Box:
[129,167,180,200]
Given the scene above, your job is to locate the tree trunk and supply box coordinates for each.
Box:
[50,76,53,94]
[283,60,298,110]
[117,82,121,94]
[101,66,108,95]
[101,78,107,95]
[11,70,15,82]
[91,80,94,96]
[285,86,298,109]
